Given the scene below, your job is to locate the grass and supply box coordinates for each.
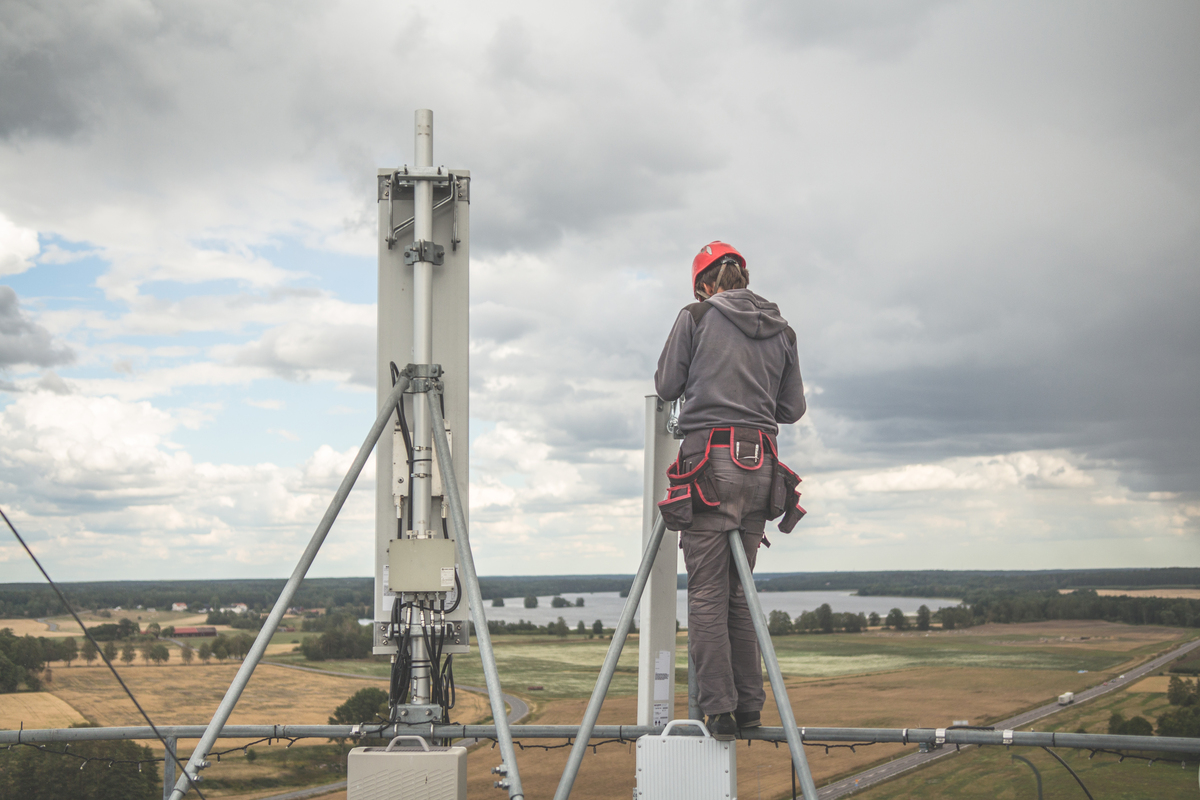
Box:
[848,744,1195,800]
[769,630,1134,678]
[195,743,350,796]
[845,663,1195,800]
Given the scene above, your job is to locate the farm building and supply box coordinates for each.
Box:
[174,626,217,637]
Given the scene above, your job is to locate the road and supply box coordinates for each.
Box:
[816,636,1200,798]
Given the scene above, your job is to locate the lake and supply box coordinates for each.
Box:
[479,590,960,629]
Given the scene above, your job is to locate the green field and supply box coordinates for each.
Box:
[851,664,1196,799]
[770,632,1134,677]
[268,625,1159,702]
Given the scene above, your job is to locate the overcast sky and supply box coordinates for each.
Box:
[1,0,1197,583]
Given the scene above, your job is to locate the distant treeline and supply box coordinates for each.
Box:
[963,589,1200,628]
[0,578,375,619]
[2,569,1198,620]
[475,575,638,600]
[0,576,639,618]
[755,568,1200,598]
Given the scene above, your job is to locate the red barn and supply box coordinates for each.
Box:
[174,626,217,637]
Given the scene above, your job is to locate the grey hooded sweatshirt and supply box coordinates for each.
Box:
[655,288,805,435]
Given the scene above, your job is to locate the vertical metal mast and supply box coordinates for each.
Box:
[409,108,435,704]
[637,397,681,728]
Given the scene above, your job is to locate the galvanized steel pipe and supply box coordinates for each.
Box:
[409,108,437,702]
[553,513,669,800]
[728,528,819,800]
[427,389,525,800]
[5,724,1200,755]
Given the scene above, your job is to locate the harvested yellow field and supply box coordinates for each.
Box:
[1094,588,1200,600]
[0,691,86,730]
[46,662,490,755]
[1056,588,1200,600]
[1127,676,1173,693]
[49,663,418,727]
[0,617,83,637]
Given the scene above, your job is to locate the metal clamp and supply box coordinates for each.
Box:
[404,240,445,266]
[1003,729,1014,745]
[394,165,452,184]
[935,728,946,745]
[403,363,443,394]
[393,704,443,721]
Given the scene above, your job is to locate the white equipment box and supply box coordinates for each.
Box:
[635,719,737,800]
[348,736,467,800]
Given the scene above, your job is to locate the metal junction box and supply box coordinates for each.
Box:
[348,736,467,800]
[635,720,737,800]
[387,537,457,593]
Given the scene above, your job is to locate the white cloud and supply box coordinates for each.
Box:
[0,389,376,578]
[0,215,38,276]
[848,452,1094,494]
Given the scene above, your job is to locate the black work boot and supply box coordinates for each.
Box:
[706,713,737,741]
[735,710,761,729]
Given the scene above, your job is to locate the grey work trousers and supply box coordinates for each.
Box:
[681,447,773,716]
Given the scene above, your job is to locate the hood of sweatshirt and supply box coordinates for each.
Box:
[705,289,789,340]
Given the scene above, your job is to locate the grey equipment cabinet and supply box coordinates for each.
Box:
[348,735,467,800]
[635,719,737,800]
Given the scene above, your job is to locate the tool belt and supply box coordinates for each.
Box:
[657,426,806,532]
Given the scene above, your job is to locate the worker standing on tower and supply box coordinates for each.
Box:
[654,241,807,741]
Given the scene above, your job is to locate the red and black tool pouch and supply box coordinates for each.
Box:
[657,434,722,531]
[763,436,807,533]
[657,483,694,531]
[771,463,806,533]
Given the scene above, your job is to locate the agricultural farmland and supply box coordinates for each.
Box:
[0,619,1193,799]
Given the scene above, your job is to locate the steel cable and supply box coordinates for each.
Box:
[0,504,205,798]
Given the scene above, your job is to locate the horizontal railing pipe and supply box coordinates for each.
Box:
[3,724,1198,756]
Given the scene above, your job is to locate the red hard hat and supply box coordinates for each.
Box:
[691,241,746,290]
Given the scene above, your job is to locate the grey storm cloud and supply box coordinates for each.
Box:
[0,287,74,369]
[1,0,1197,505]
[0,0,173,140]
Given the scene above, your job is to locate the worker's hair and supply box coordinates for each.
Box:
[694,258,748,300]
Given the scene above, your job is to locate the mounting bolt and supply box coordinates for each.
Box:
[492,764,508,775]
[494,780,510,789]
[424,709,433,717]
[400,709,409,718]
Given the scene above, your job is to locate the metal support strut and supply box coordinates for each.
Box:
[167,377,410,799]
[728,528,819,800]
[426,386,525,800]
[553,513,669,800]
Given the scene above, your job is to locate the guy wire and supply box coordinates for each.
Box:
[0,504,206,799]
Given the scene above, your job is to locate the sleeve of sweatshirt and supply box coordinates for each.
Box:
[654,309,694,402]
[774,334,806,424]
